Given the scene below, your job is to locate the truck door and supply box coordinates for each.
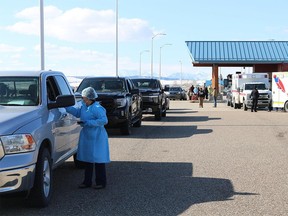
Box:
[272,74,282,108]
[126,79,139,118]
[46,76,80,163]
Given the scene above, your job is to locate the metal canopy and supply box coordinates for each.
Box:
[185,41,288,66]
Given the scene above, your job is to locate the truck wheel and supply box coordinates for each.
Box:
[155,108,162,121]
[284,101,288,112]
[134,117,142,127]
[73,154,86,169]
[243,102,248,111]
[162,109,167,117]
[27,147,52,207]
[120,115,132,135]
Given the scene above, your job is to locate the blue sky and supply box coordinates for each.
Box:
[1,0,288,81]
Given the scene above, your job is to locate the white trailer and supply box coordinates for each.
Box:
[231,72,271,110]
[272,72,288,111]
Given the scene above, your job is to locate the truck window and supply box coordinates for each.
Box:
[256,83,266,90]
[126,80,132,92]
[0,77,39,106]
[47,77,59,101]
[46,75,71,102]
[54,75,72,95]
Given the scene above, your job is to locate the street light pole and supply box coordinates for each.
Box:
[139,50,149,76]
[179,60,182,85]
[40,0,45,70]
[159,44,172,80]
[151,33,166,78]
[115,0,119,76]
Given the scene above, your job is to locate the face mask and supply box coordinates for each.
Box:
[81,100,86,106]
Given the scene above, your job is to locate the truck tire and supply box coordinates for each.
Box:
[284,101,288,112]
[133,116,142,127]
[27,147,52,207]
[155,108,162,121]
[243,101,248,111]
[120,115,132,135]
[162,109,167,117]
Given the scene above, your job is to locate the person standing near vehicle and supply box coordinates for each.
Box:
[66,87,110,189]
[189,85,194,100]
[198,87,205,108]
[204,85,209,100]
[212,87,218,107]
[250,86,259,112]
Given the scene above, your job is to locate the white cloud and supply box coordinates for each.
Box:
[34,43,113,63]
[0,44,25,52]
[6,6,153,43]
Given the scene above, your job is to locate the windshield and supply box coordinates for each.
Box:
[132,79,158,89]
[245,83,266,90]
[0,77,39,106]
[77,78,126,93]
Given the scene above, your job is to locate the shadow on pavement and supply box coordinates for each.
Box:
[0,161,258,215]
[108,125,212,139]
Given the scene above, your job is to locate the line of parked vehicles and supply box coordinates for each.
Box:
[3,69,286,208]
[226,71,288,112]
[0,71,188,207]
[75,76,170,135]
[75,78,189,135]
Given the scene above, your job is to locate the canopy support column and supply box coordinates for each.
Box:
[212,64,219,91]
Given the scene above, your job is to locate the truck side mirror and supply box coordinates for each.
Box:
[48,95,75,109]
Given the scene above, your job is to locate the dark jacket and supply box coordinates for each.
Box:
[198,89,205,98]
[250,88,259,100]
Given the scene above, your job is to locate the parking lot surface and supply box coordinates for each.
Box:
[1,101,288,215]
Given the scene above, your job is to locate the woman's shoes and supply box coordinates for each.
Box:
[78,183,91,189]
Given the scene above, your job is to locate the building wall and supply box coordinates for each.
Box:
[254,64,278,72]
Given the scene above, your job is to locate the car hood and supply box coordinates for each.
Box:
[0,106,40,135]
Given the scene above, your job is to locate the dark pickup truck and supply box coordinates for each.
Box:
[76,76,142,135]
[131,78,168,120]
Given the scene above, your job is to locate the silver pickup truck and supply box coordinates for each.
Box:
[0,70,81,207]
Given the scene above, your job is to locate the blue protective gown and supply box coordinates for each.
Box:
[66,101,110,163]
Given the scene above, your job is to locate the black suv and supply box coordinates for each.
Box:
[76,77,142,135]
[131,78,168,120]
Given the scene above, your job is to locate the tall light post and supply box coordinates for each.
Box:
[151,33,166,78]
[115,0,119,76]
[139,50,149,76]
[179,60,183,85]
[159,43,172,80]
[40,0,45,70]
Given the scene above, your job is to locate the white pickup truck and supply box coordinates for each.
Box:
[0,70,81,207]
